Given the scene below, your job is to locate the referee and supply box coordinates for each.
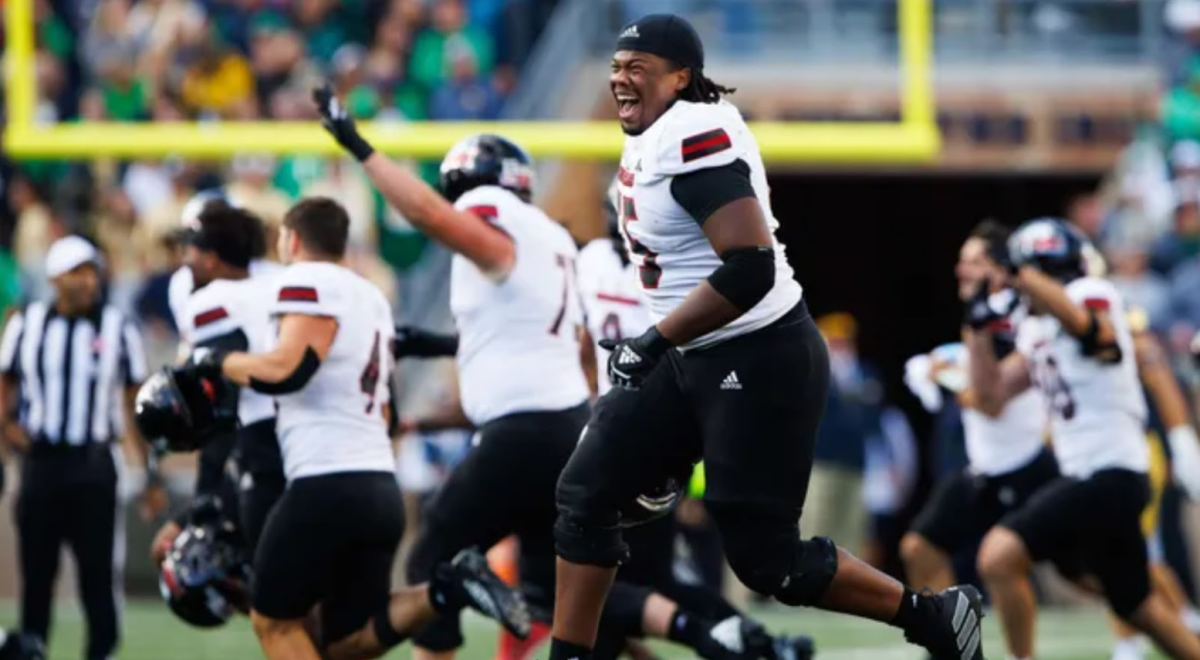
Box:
[0,236,164,660]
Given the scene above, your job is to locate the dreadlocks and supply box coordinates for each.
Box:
[674,66,736,104]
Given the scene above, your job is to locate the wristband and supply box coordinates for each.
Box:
[345,132,375,163]
[634,326,672,358]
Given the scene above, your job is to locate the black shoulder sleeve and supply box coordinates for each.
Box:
[669,159,756,225]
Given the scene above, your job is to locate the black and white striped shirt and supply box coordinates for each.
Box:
[0,301,148,445]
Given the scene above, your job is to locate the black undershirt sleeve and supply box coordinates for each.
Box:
[669,159,757,225]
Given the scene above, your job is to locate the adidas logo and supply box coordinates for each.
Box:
[720,371,742,390]
[617,348,641,365]
[709,616,745,654]
[620,24,640,39]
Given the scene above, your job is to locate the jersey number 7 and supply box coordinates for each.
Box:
[616,193,663,289]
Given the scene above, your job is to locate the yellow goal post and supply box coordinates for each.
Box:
[3,0,938,163]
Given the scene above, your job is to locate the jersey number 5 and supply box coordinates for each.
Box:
[360,331,381,414]
[616,192,663,289]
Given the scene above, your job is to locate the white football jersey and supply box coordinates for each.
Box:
[180,276,276,426]
[169,259,280,334]
[268,262,396,479]
[449,186,590,425]
[1016,277,1148,478]
[615,100,801,351]
[576,238,652,395]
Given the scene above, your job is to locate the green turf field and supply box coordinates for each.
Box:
[0,600,1170,660]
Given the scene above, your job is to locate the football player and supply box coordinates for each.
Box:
[149,202,286,564]
[548,13,984,660]
[314,92,809,659]
[900,221,1057,593]
[575,188,816,660]
[967,217,1200,660]
[178,197,529,660]
[167,191,277,349]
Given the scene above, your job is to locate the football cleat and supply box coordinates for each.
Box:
[447,548,533,640]
[904,586,984,660]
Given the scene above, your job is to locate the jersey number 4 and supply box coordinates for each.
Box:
[616,192,663,289]
[360,331,381,414]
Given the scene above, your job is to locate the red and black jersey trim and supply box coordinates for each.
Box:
[466,205,499,222]
[279,286,319,303]
[193,307,229,328]
[681,128,731,163]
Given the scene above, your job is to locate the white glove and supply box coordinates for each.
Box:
[1168,425,1200,501]
[904,354,943,413]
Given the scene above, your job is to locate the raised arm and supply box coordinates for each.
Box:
[312,84,514,277]
[1015,266,1121,363]
[963,327,1032,417]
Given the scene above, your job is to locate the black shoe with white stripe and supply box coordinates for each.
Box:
[904,586,984,660]
[443,548,532,640]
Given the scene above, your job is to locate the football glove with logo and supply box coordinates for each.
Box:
[599,326,672,390]
[313,82,375,162]
[184,347,229,381]
[962,282,1019,331]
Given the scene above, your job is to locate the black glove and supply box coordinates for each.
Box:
[313,82,375,162]
[392,326,460,359]
[183,347,229,381]
[962,281,1013,330]
[599,326,672,391]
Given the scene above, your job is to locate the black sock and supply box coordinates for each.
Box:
[427,564,465,614]
[549,637,593,660]
[889,588,935,632]
[667,609,708,646]
[371,608,409,650]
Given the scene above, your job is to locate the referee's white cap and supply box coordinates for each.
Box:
[46,235,101,279]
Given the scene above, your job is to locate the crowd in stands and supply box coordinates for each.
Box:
[0,0,563,342]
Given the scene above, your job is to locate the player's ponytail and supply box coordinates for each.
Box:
[678,69,736,104]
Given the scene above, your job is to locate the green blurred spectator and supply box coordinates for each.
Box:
[411,0,495,90]
[0,248,22,318]
[1163,56,1200,141]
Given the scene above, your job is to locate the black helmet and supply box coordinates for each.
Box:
[135,368,238,454]
[618,471,689,528]
[439,134,534,203]
[159,501,251,629]
[1007,217,1089,283]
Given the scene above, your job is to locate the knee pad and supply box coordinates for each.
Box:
[602,583,652,636]
[708,503,838,606]
[553,512,629,568]
[554,452,629,568]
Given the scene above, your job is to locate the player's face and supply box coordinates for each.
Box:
[610,50,688,135]
[956,237,992,301]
